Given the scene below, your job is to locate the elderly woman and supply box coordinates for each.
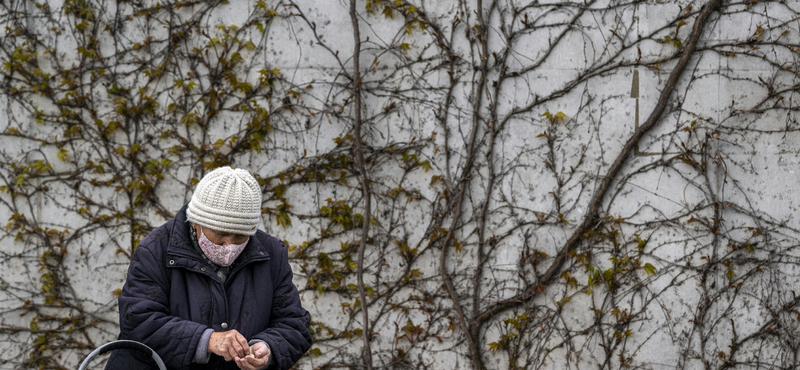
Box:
[106,167,312,370]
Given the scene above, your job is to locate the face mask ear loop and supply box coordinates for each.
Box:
[201,226,218,245]
[200,226,216,244]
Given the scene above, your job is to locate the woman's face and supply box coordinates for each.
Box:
[193,224,249,245]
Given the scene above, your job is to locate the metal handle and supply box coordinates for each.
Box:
[78,340,167,370]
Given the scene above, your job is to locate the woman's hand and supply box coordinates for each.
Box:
[234,341,270,370]
[208,330,250,361]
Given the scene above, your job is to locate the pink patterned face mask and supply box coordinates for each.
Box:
[197,227,249,267]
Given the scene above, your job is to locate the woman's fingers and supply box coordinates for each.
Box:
[210,330,251,361]
[225,330,248,358]
[234,331,250,358]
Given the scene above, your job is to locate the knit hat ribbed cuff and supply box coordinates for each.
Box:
[187,200,261,235]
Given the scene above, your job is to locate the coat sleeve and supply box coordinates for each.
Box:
[252,246,312,370]
[118,244,208,370]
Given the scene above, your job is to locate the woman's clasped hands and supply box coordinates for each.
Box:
[209,330,271,370]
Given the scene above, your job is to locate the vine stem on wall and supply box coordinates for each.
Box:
[438,1,490,369]
[474,0,723,325]
[350,0,374,369]
[3,0,796,369]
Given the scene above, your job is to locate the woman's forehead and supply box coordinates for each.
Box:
[196,223,248,238]
[208,228,247,238]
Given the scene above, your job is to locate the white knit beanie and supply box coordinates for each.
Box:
[186,166,262,235]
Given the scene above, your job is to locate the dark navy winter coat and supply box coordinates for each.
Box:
[105,205,312,370]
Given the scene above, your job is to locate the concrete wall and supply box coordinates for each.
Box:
[1,0,799,369]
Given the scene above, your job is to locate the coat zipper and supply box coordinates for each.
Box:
[169,248,270,328]
[168,249,230,329]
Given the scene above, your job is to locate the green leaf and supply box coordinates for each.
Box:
[276,211,292,228]
[676,19,686,33]
[420,160,432,171]
[644,263,656,276]
[57,149,69,162]
[251,139,262,153]
[242,40,257,51]
[634,233,648,251]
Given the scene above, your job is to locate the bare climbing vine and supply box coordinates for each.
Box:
[1,0,800,369]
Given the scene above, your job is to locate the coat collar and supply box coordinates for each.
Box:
[166,204,270,269]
